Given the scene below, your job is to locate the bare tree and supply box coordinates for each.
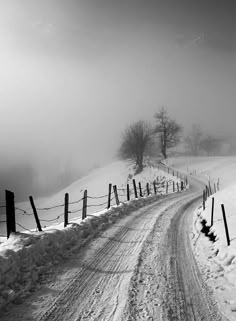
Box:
[200,135,221,156]
[119,120,153,173]
[153,107,182,159]
[185,124,203,156]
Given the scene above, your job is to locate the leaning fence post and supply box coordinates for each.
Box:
[202,190,205,210]
[146,183,150,196]
[208,181,212,196]
[153,181,157,194]
[5,190,16,238]
[177,182,179,192]
[113,185,120,206]
[64,193,69,227]
[107,184,112,209]
[166,181,168,194]
[211,197,214,226]
[133,179,138,198]
[82,189,88,219]
[221,204,230,246]
[217,178,220,191]
[29,196,42,232]
[127,184,130,201]
[139,182,143,197]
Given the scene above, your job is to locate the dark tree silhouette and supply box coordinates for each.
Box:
[119,120,153,173]
[153,107,182,159]
[200,135,221,156]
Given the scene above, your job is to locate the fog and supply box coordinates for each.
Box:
[0,0,235,201]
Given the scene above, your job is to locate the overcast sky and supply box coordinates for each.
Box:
[0,0,235,189]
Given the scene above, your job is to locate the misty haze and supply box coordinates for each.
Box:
[0,1,236,320]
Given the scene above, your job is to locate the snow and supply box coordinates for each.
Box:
[169,156,236,320]
[0,159,183,310]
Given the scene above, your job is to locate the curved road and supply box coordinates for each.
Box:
[0,177,226,321]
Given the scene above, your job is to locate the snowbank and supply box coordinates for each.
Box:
[193,184,236,319]
[0,160,184,310]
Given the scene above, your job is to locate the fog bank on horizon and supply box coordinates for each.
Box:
[0,0,235,201]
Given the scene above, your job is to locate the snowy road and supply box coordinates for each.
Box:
[0,179,225,320]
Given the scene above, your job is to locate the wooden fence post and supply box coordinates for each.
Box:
[107,184,112,209]
[64,193,69,227]
[139,182,143,197]
[173,181,175,193]
[203,191,205,210]
[211,197,214,226]
[221,204,230,246]
[113,185,120,206]
[5,190,16,238]
[146,183,150,196]
[133,179,138,198]
[29,196,42,232]
[153,181,157,194]
[181,181,184,191]
[206,185,209,198]
[127,184,130,201]
[217,178,220,191]
[208,181,212,196]
[177,182,179,192]
[82,189,88,219]
[166,181,168,194]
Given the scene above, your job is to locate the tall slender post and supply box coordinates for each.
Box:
[29,196,42,231]
[181,181,184,191]
[5,190,16,238]
[211,197,214,226]
[139,182,143,197]
[208,181,212,196]
[153,181,157,194]
[82,189,88,219]
[113,185,120,206]
[166,181,168,194]
[221,204,230,246]
[203,190,205,210]
[64,193,69,227]
[173,181,175,192]
[146,183,150,196]
[107,184,112,209]
[177,182,179,192]
[217,178,220,191]
[127,184,130,201]
[214,183,216,194]
[133,179,138,198]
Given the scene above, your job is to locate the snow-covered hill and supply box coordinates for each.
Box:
[0,159,182,310]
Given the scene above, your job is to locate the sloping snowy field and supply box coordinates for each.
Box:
[167,156,236,320]
[0,160,182,310]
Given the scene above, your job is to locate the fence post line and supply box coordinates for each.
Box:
[211,197,214,226]
[177,182,179,192]
[181,181,184,191]
[221,204,230,246]
[173,181,175,193]
[133,179,138,198]
[217,178,220,191]
[203,190,205,210]
[127,184,130,201]
[113,185,120,206]
[29,196,42,232]
[166,181,168,194]
[5,190,16,238]
[206,185,209,198]
[146,183,150,196]
[153,181,157,194]
[139,182,143,197]
[82,189,88,219]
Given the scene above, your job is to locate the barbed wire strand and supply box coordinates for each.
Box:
[16,223,34,233]
[87,194,108,200]
[15,208,33,216]
[40,213,64,222]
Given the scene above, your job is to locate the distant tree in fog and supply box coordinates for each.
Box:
[153,107,182,159]
[200,135,222,156]
[185,124,203,156]
[119,120,153,173]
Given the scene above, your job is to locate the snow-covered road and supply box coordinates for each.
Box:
[0,177,225,321]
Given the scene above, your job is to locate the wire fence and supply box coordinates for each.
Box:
[0,166,188,239]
